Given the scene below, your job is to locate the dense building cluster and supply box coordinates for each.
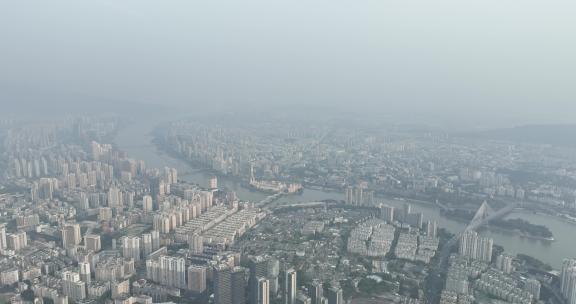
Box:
[0,114,574,304]
[348,220,395,257]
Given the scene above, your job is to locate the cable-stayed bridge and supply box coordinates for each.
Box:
[426,200,518,303]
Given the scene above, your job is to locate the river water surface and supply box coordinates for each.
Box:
[115,116,576,268]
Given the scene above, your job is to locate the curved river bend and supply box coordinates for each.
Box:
[115,118,576,269]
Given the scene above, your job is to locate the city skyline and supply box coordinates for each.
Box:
[1,1,575,304]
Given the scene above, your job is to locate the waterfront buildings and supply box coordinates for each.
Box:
[459,231,493,262]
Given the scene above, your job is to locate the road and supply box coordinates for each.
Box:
[426,202,518,304]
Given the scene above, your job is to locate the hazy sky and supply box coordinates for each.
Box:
[1,0,575,127]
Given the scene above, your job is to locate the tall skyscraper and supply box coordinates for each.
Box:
[209,177,218,189]
[160,255,187,289]
[308,280,323,304]
[561,259,576,304]
[151,230,160,250]
[380,204,395,223]
[214,265,233,304]
[142,233,153,257]
[123,236,141,261]
[250,256,269,304]
[187,265,207,294]
[84,234,101,252]
[62,271,87,301]
[405,212,423,229]
[268,258,280,295]
[524,278,541,300]
[248,256,280,301]
[257,277,270,304]
[147,255,186,289]
[327,287,343,304]
[284,269,297,304]
[459,231,493,262]
[403,204,411,218]
[345,186,364,205]
[62,223,81,249]
[108,186,122,208]
[79,262,91,284]
[296,295,312,304]
[496,254,514,274]
[188,233,204,254]
[6,231,28,251]
[98,207,113,221]
[426,220,437,238]
[231,267,247,304]
[143,195,153,212]
[0,224,6,250]
[214,265,247,304]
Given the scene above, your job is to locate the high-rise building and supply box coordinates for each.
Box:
[108,186,122,208]
[248,256,280,301]
[459,231,493,262]
[84,234,101,253]
[62,223,82,249]
[0,224,6,250]
[268,258,280,295]
[231,267,247,304]
[380,204,395,223]
[284,269,297,304]
[151,230,160,251]
[403,204,411,218]
[214,264,247,304]
[146,255,186,289]
[143,195,153,212]
[209,177,218,189]
[250,256,269,304]
[405,212,423,229]
[426,221,437,238]
[154,214,172,234]
[188,233,204,254]
[496,254,514,274]
[79,262,91,284]
[16,214,40,230]
[187,265,207,294]
[31,178,55,201]
[163,255,187,289]
[327,287,343,304]
[98,207,113,221]
[213,264,246,304]
[524,278,541,300]
[445,271,469,294]
[257,277,270,304]
[308,280,323,304]
[164,167,178,184]
[296,294,312,304]
[62,271,87,301]
[561,259,576,304]
[214,265,233,304]
[142,233,153,257]
[111,279,130,299]
[123,236,141,261]
[345,186,364,205]
[6,231,28,251]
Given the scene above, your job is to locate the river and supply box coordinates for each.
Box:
[115,115,576,269]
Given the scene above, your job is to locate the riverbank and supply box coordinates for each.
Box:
[150,131,559,244]
[114,119,576,269]
[441,209,555,241]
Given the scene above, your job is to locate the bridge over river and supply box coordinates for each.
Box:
[426,201,519,303]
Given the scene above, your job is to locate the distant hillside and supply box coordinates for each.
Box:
[469,124,576,147]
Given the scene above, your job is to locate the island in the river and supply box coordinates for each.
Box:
[442,209,554,240]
